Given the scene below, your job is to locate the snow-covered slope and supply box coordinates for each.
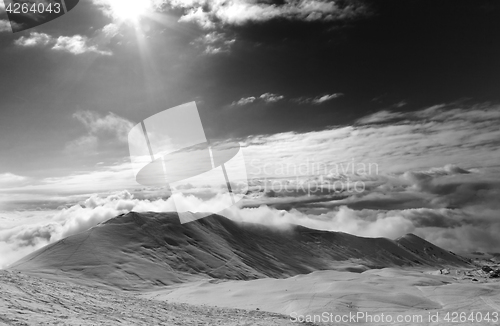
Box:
[9,212,471,290]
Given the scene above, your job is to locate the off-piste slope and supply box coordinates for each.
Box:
[9,212,471,290]
[395,233,468,266]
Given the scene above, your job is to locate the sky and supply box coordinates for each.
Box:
[0,0,500,267]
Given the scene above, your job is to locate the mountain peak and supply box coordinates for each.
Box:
[9,212,472,290]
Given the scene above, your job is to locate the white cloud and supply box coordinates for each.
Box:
[3,165,500,269]
[235,165,500,254]
[232,96,256,106]
[0,190,388,268]
[356,104,500,126]
[164,0,368,29]
[101,23,120,38]
[52,35,112,55]
[90,0,117,18]
[67,110,135,151]
[73,110,134,142]
[14,31,115,55]
[193,31,235,55]
[0,190,234,268]
[1,103,500,264]
[0,163,138,211]
[67,135,99,151]
[14,32,52,47]
[242,103,500,177]
[231,93,285,106]
[0,173,29,188]
[312,93,343,104]
[228,205,417,240]
[0,20,11,33]
[2,102,498,212]
[293,93,343,104]
[260,93,284,103]
[179,6,216,29]
[356,110,402,124]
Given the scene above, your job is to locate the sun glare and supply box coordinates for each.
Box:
[107,0,153,22]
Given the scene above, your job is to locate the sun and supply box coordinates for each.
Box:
[106,0,153,22]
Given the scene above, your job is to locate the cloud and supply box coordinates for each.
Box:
[67,110,135,151]
[232,96,256,106]
[178,5,217,29]
[192,31,235,54]
[229,205,417,239]
[242,103,500,176]
[235,167,500,254]
[0,173,29,188]
[312,94,343,104]
[14,25,116,55]
[232,93,284,106]
[260,93,284,103]
[0,189,407,269]
[293,93,343,104]
[3,165,500,269]
[164,0,369,29]
[357,103,500,125]
[0,190,236,268]
[52,35,112,55]
[73,110,134,142]
[2,103,500,263]
[0,19,12,33]
[14,32,52,47]
[3,102,499,213]
[0,191,135,268]
[90,0,116,18]
[394,101,408,108]
[0,162,139,212]
[101,23,120,38]
[356,110,405,125]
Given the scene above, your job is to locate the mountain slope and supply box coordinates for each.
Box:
[9,212,471,290]
[395,233,469,267]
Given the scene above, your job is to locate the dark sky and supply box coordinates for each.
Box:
[206,0,500,135]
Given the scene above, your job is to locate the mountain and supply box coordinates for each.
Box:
[395,233,470,266]
[9,212,471,290]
